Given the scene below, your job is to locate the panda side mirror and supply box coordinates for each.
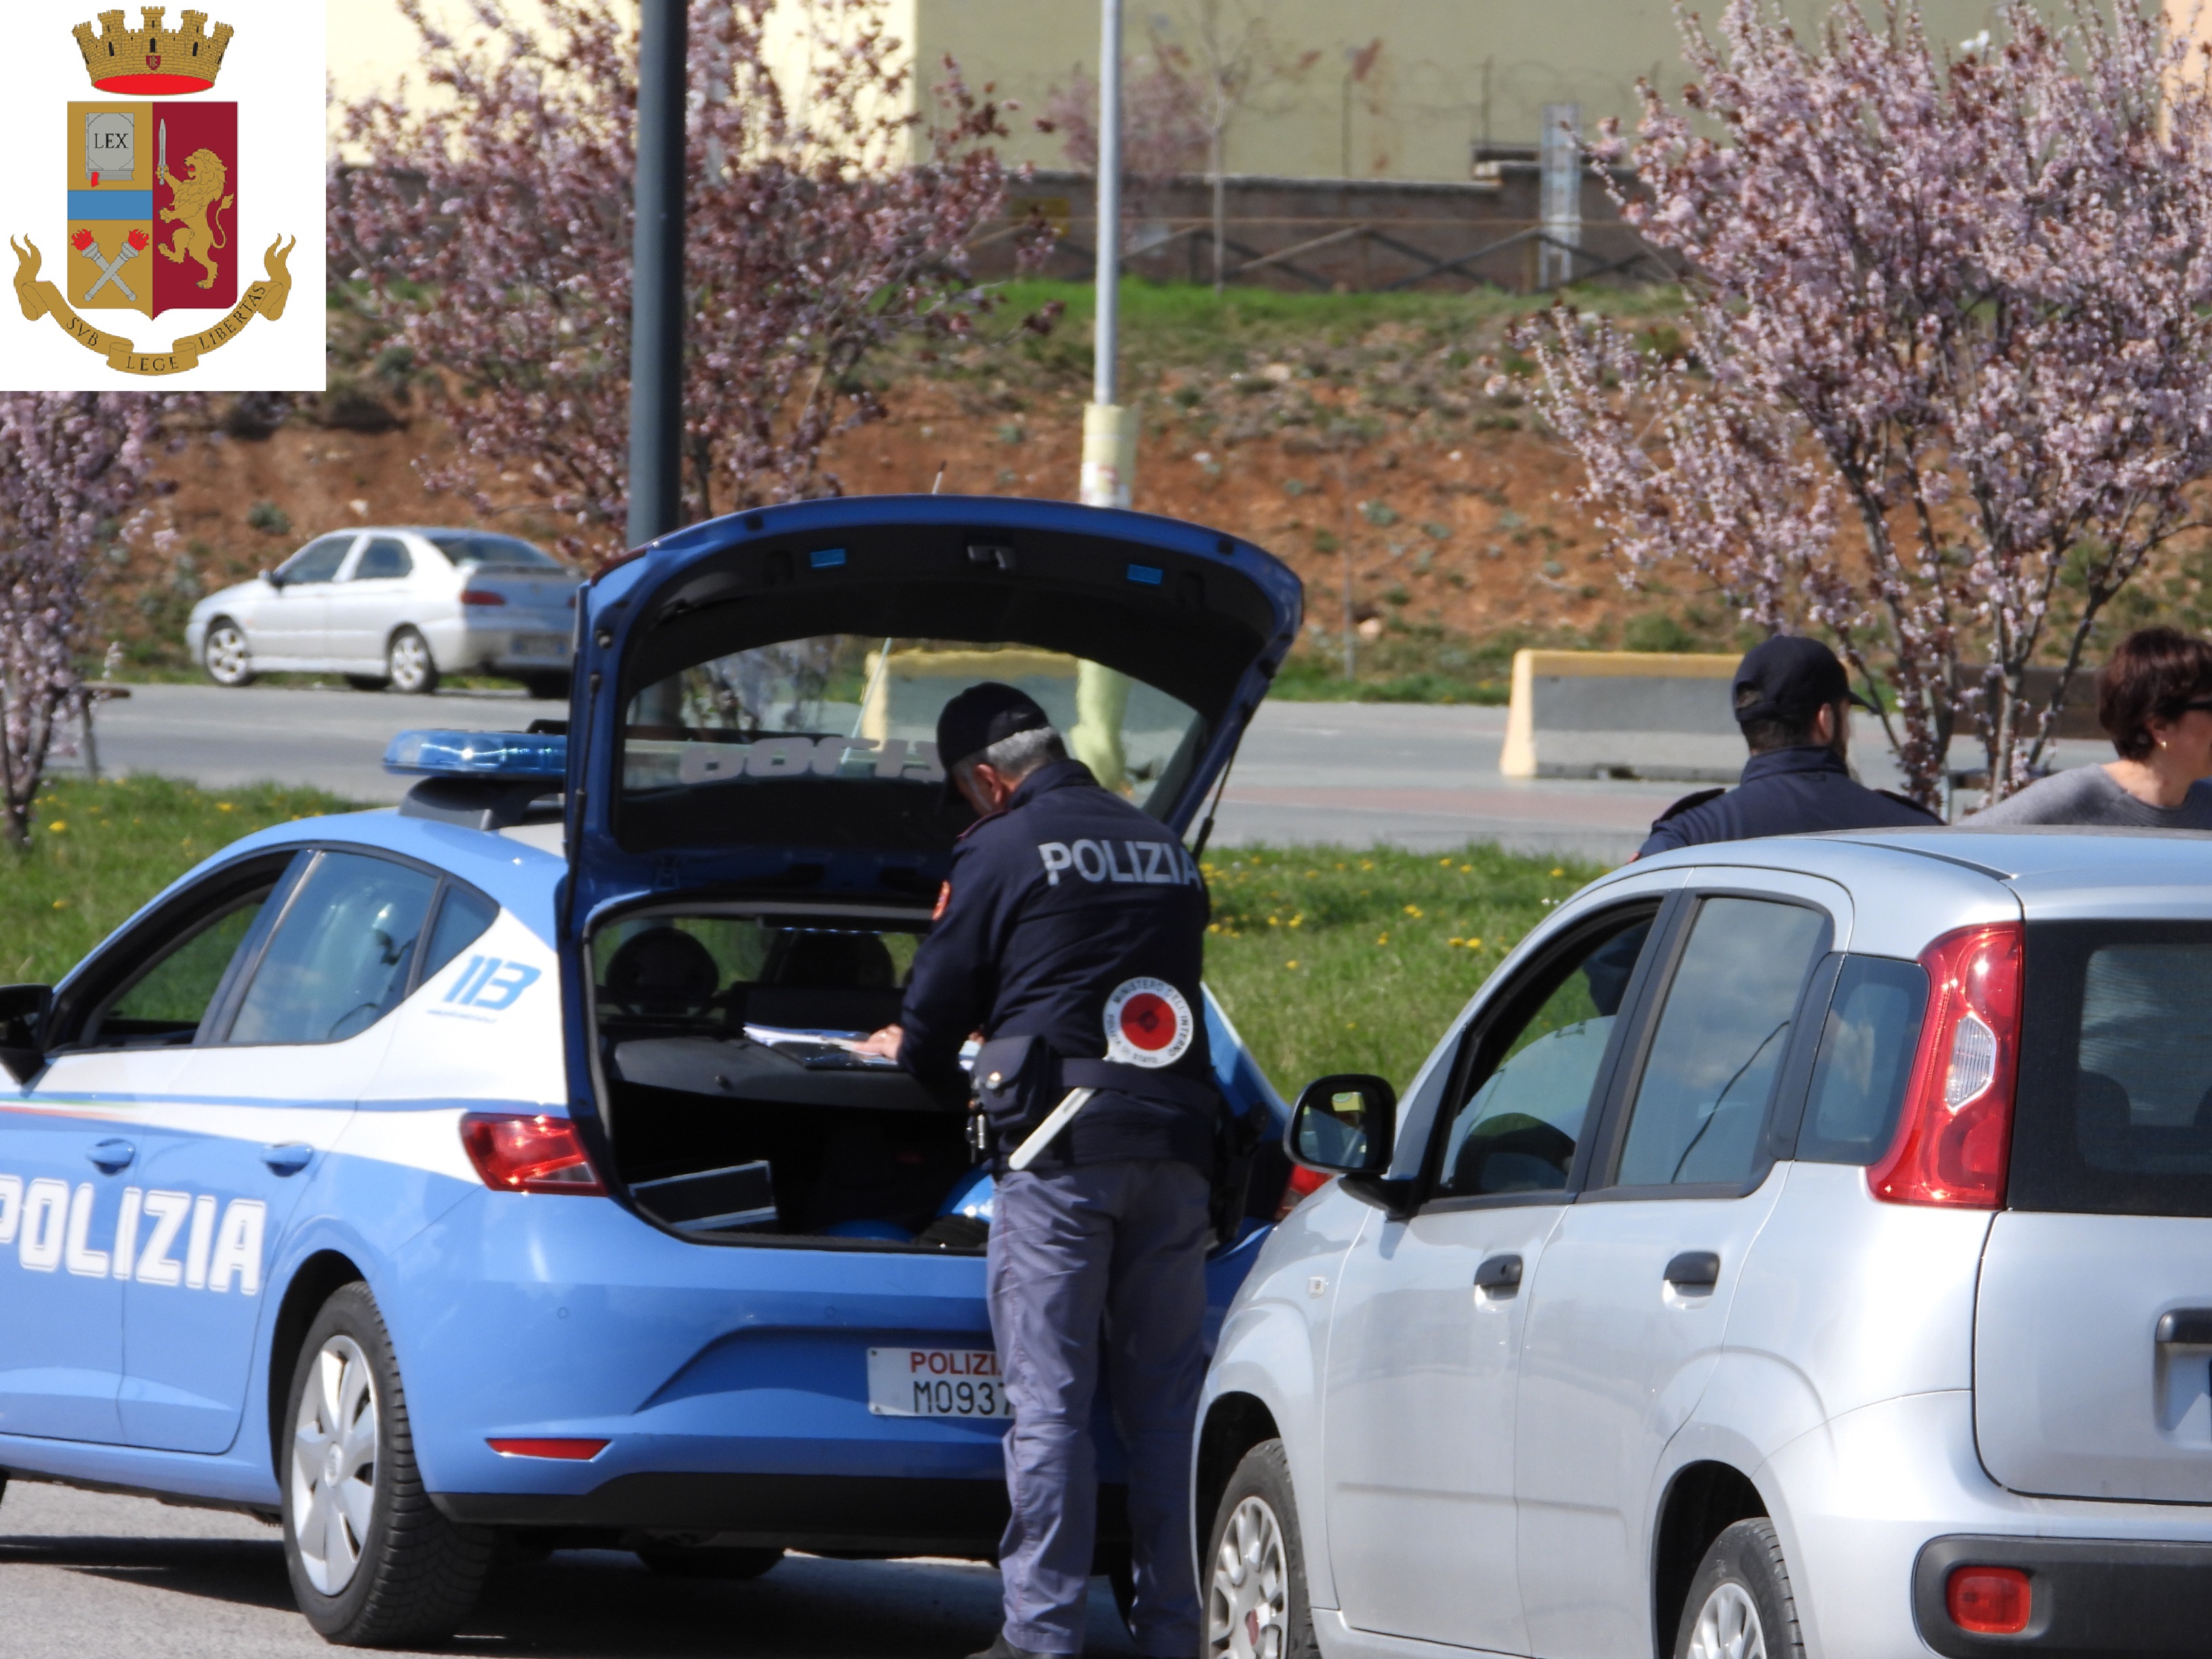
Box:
[1286,1074,1397,1175]
[0,984,54,1085]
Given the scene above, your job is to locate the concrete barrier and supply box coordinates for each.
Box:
[1500,650,1744,781]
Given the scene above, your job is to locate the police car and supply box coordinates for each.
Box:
[0,497,1302,1646]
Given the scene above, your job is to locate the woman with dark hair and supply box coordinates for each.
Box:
[1968,627,2212,828]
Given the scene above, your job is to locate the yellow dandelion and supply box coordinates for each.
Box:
[217,802,234,813]
[1439,856,1453,865]
[51,899,68,910]
[1375,933,1390,946]
[1467,938,1483,949]
[1284,960,1299,970]
[1449,937,1463,946]
[47,820,67,833]
[1288,914,1303,928]
[1550,867,1565,878]
[1404,904,1423,918]
[1459,863,1472,873]
[1267,915,1280,927]
[1360,860,1375,871]
[1345,1021,1358,1030]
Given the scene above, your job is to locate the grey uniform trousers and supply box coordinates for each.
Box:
[987,1158,1212,1658]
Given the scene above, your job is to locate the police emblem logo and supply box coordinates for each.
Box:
[7,7,299,380]
[1102,977,1193,1069]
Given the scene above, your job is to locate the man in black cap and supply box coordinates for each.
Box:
[1637,635,1939,857]
[857,682,1218,1659]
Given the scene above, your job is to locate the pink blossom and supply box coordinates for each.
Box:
[1526,0,2212,806]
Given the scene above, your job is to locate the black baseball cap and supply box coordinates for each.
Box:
[1732,635,1876,725]
[936,682,1052,776]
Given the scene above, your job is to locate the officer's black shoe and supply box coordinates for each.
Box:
[965,1633,1063,1659]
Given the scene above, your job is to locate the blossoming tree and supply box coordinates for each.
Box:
[333,0,1029,564]
[1527,0,2212,806]
[0,393,159,851]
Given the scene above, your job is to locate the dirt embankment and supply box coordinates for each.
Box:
[116,380,1659,676]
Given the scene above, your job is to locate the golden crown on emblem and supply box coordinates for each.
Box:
[73,8,234,94]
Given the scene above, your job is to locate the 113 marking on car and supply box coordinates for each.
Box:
[442,955,541,1010]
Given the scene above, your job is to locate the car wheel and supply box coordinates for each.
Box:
[343,675,387,692]
[1205,1439,1319,1659]
[203,619,255,687]
[283,1282,493,1645]
[386,628,440,695]
[634,1541,783,1579]
[520,672,571,703]
[1675,1519,1805,1659]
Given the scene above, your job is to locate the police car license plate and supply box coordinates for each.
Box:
[866,1347,1011,1420]
[511,633,568,659]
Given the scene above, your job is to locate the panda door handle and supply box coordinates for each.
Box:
[1474,1254,1523,1294]
[1665,1250,1721,1291]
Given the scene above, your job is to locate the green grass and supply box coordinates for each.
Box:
[1,777,357,985]
[2,778,1594,1099]
[1200,843,1603,1094]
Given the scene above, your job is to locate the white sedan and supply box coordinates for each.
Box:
[184,527,579,697]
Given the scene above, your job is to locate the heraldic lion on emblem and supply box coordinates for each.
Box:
[158,147,231,291]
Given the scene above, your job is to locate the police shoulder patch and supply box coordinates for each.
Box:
[1653,787,1727,826]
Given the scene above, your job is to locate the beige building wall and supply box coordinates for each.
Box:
[333,0,2046,180]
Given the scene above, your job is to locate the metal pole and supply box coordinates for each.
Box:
[628,0,687,550]
[1073,0,1134,791]
[1093,0,1122,410]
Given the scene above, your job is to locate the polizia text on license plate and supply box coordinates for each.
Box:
[865,1347,1012,1420]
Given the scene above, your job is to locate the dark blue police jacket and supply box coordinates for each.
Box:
[1637,744,1939,858]
[898,756,1218,1171]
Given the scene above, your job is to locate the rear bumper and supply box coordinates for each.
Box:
[432,1471,1128,1557]
[1912,1534,2212,1657]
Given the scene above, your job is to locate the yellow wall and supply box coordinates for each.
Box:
[333,0,2045,180]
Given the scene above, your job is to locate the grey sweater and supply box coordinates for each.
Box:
[1964,764,2212,830]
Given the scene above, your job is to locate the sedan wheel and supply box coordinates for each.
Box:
[203,619,255,686]
[1204,1439,1317,1659]
[290,1334,377,1596]
[386,627,439,695]
[281,1282,491,1644]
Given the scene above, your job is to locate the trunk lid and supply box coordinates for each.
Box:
[559,495,1302,926]
[1975,914,2212,1502]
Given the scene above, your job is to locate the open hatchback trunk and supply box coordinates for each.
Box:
[556,495,1302,1246]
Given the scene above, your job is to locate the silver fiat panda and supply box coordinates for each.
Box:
[1198,828,2212,1659]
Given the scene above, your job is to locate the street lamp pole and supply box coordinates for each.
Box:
[1072,0,1136,792]
[628,0,687,550]
[1078,0,1134,513]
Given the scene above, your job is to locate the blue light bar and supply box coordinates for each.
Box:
[384,729,569,781]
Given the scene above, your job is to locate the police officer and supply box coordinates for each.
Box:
[859,682,1217,1659]
[1639,635,1939,857]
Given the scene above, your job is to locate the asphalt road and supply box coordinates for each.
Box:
[68,682,2106,863]
[63,683,1689,863]
[0,1480,1136,1659]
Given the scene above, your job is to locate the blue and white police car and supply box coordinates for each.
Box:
[0,497,1302,1645]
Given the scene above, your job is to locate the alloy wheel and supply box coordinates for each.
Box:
[204,623,251,685]
[387,630,434,694]
[289,1333,380,1596]
[1687,1582,1767,1659]
[1208,1494,1290,1659]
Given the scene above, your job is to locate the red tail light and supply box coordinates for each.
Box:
[459,1113,605,1194]
[1275,1164,1331,1221]
[1947,1565,2031,1635]
[1869,922,2023,1208]
[459,588,507,606]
